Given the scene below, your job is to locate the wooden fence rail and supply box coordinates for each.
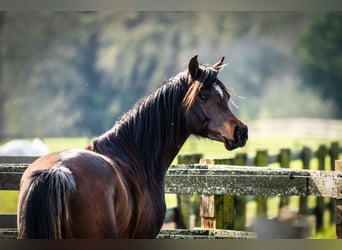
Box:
[5,163,339,197]
[166,165,342,198]
[0,141,341,239]
[1,163,341,237]
[175,142,341,234]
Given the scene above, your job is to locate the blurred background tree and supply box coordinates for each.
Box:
[296,12,342,118]
[0,12,339,138]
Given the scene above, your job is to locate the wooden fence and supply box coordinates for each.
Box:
[173,141,342,238]
[0,142,341,239]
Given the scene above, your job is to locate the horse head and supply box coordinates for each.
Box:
[183,55,248,151]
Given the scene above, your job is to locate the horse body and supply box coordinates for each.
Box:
[17,55,248,238]
[18,149,169,238]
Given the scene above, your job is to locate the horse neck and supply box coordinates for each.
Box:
[94,74,190,181]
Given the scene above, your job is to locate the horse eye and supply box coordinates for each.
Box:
[199,94,209,102]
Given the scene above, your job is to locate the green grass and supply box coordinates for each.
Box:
[0,191,18,214]
[41,137,94,151]
[1,136,341,238]
[179,135,340,160]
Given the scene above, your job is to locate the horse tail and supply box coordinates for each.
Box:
[18,166,76,239]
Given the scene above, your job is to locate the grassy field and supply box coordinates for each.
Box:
[1,135,341,238]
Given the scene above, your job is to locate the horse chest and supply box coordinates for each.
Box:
[131,187,166,237]
[115,180,166,238]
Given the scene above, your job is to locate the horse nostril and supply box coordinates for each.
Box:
[234,125,248,142]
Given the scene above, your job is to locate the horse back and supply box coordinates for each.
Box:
[18,149,128,238]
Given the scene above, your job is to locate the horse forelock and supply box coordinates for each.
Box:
[182,65,219,111]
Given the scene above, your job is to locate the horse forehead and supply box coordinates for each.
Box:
[211,82,232,112]
[213,83,224,99]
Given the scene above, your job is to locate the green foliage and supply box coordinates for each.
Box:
[0,12,337,137]
[297,12,342,117]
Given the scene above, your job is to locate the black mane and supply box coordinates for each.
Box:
[90,71,189,180]
[90,64,220,181]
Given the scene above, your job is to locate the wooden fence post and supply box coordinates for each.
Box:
[199,158,235,230]
[330,142,339,169]
[278,148,291,209]
[255,150,268,219]
[335,160,342,239]
[177,153,203,229]
[329,142,339,224]
[299,146,311,215]
[316,144,327,232]
[234,153,247,231]
[199,158,215,229]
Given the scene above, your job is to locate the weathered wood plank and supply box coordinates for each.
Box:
[335,160,342,239]
[0,164,27,190]
[0,156,37,164]
[176,154,203,229]
[0,164,28,172]
[233,153,247,231]
[0,229,17,239]
[157,229,257,239]
[329,142,339,224]
[316,145,326,232]
[299,146,311,215]
[166,165,342,198]
[0,214,17,228]
[0,173,21,190]
[255,150,268,219]
[1,164,342,198]
[278,149,291,208]
[199,159,235,230]
[0,228,257,239]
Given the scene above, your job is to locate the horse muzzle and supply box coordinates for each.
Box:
[223,125,248,151]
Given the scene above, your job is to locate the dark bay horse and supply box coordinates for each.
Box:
[17,55,248,238]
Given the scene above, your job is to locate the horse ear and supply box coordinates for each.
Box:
[188,55,199,80]
[212,56,225,70]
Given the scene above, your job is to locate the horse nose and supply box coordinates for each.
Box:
[234,125,248,145]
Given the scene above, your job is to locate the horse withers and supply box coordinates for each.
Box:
[17,55,248,238]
